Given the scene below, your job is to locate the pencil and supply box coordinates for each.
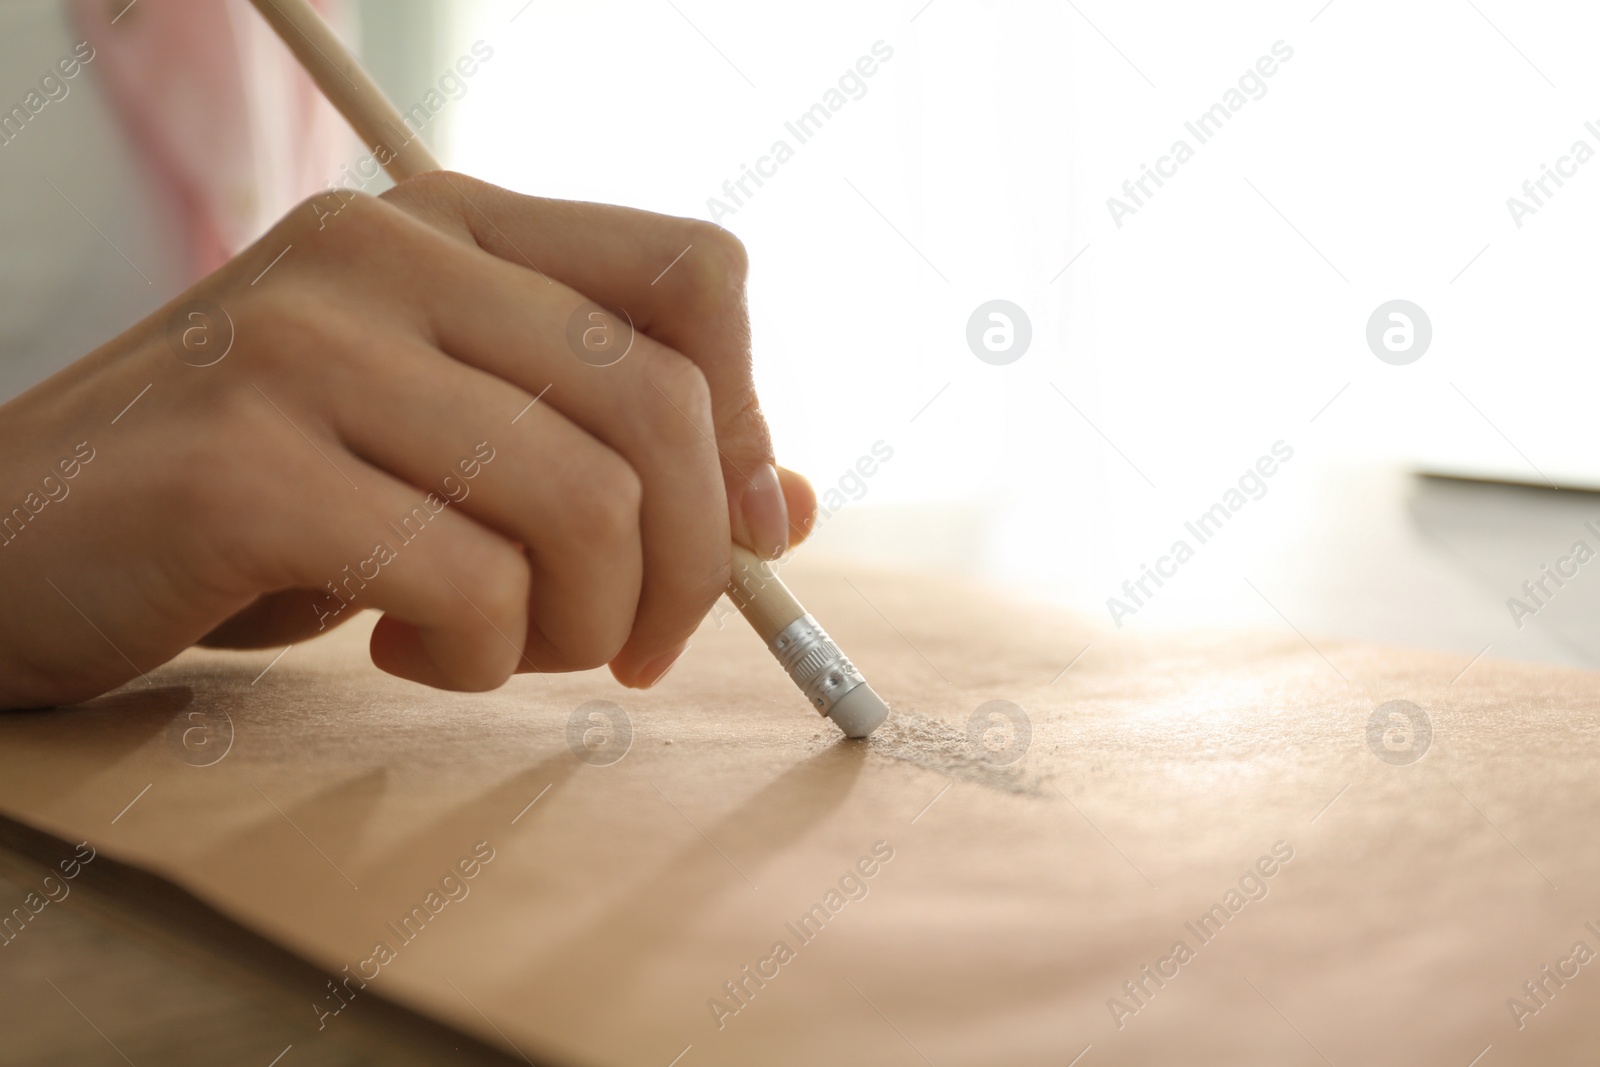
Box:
[245,0,891,737]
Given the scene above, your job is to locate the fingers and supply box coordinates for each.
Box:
[381,173,791,560]
[778,466,819,548]
[268,181,792,689]
[328,200,729,687]
[253,444,532,692]
[324,336,644,673]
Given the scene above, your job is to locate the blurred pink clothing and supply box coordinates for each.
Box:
[71,0,351,281]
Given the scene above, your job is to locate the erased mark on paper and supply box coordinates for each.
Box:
[864,709,1045,796]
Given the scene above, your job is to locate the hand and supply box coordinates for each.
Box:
[0,172,817,709]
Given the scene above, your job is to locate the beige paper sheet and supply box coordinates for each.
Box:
[2,561,1597,1066]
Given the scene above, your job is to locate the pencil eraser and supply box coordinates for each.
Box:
[828,683,890,739]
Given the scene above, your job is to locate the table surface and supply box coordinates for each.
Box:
[2,557,1599,1066]
[0,816,519,1066]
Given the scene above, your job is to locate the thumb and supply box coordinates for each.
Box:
[779,465,818,549]
[725,455,815,561]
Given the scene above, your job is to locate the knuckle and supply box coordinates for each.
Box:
[338,188,410,244]
[269,189,408,278]
[556,450,642,551]
[677,221,749,305]
[453,538,530,624]
[281,187,378,243]
[640,346,713,444]
[379,170,480,228]
[384,169,474,205]
[689,221,748,280]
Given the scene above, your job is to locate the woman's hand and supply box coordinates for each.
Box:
[0,172,816,709]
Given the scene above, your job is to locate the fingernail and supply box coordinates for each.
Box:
[636,641,688,689]
[733,463,789,560]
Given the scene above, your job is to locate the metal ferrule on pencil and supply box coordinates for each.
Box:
[767,614,867,718]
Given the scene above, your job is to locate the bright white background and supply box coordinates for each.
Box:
[375,0,1600,663]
